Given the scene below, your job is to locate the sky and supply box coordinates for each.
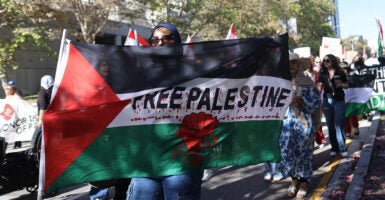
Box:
[338,0,385,49]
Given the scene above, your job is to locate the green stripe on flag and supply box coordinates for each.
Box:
[345,102,373,117]
[345,94,385,117]
[48,120,282,191]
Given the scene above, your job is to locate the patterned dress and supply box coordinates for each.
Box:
[278,86,321,181]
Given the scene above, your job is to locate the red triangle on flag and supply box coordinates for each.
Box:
[226,24,237,40]
[124,29,138,46]
[137,33,150,46]
[43,43,130,190]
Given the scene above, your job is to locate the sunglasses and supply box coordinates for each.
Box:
[323,59,331,63]
[149,35,175,46]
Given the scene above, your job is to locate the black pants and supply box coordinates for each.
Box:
[30,127,41,153]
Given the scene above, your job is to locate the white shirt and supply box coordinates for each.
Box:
[365,57,380,66]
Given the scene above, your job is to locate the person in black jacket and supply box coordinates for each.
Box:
[317,54,349,158]
[31,75,54,153]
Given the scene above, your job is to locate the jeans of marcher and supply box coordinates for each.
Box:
[126,171,203,200]
[322,98,347,153]
[89,186,109,200]
[264,162,277,174]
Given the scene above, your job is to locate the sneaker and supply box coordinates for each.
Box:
[318,144,325,149]
[330,151,337,156]
[202,169,213,181]
[355,130,360,136]
[272,172,284,182]
[368,114,374,121]
[340,152,349,158]
[264,172,272,181]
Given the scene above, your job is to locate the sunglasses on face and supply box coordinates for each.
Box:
[323,59,331,63]
[149,35,175,46]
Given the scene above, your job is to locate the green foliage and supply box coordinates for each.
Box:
[0,0,54,75]
[342,35,369,54]
[0,0,341,75]
[142,0,336,55]
[291,0,336,55]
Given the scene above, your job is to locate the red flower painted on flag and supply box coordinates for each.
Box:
[176,112,219,165]
[0,104,15,120]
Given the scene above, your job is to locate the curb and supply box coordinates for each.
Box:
[345,112,380,199]
[319,112,380,199]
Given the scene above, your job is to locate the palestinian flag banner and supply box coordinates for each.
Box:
[345,74,376,116]
[361,93,385,112]
[41,34,291,192]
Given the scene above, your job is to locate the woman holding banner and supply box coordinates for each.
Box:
[126,23,203,200]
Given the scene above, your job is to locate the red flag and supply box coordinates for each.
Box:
[226,24,237,40]
[137,33,150,46]
[124,29,137,46]
[185,35,193,43]
[124,29,150,46]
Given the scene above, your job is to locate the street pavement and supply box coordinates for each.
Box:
[1,113,380,200]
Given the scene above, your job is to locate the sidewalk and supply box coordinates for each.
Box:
[318,112,381,199]
[357,113,385,199]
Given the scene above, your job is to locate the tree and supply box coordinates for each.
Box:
[133,0,207,41]
[284,0,336,56]
[192,0,283,40]
[0,0,55,95]
[1,0,338,95]
[138,0,335,56]
[342,35,369,57]
[48,0,149,43]
[137,0,284,40]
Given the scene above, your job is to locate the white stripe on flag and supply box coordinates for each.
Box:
[110,76,292,127]
[345,87,373,103]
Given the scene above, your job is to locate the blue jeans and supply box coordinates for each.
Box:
[322,98,347,153]
[126,171,203,200]
[89,186,109,200]
[264,162,277,174]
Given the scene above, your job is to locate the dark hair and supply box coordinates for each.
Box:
[150,23,182,44]
[321,54,341,69]
[320,54,344,76]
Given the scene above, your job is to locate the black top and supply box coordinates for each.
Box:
[37,87,52,113]
[317,69,347,101]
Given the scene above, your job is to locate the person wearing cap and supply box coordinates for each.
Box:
[5,80,23,100]
[126,23,203,200]
[276,53,320,199]
[31,75,54,154]
[364,49,380,66]
[37,75,54,129]
[317,54,349,158]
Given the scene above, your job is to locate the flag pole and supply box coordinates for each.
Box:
[134,29,139,46]
[36,28,66,200]
[56,29,67,71]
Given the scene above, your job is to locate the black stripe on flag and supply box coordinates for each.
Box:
[72,34,289,94]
